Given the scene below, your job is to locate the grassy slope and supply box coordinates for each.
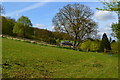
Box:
[2,38,118,78]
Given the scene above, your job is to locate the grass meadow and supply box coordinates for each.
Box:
[2,38,118,78]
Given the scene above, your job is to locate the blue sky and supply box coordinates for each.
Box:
[2,2,118,39]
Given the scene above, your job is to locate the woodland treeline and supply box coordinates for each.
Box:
[1,1,120,53]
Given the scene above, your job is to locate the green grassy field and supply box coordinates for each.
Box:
[2,38,118,78]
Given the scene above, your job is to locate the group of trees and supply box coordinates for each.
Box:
[96,0,120,53]
[79,39,100,52]
[2,16,15,36]
[13,16,34,38]
[2,3,98,46]
[1,1,119,53]
[79,33,119,53]
[34,28,56,44]
[52,2,119,53]
[2,16,72,44]
[2,16,33,38]
[97,0,120,41]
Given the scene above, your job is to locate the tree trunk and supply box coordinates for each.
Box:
[118,11,120,23]
[73,36,77,48]
[76,40,82,47]
[74,40,76,48]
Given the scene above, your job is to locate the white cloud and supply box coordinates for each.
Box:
[6,2,47,16]
[94,11,115,21]
[52,26,54,29]
[4,0,57,16]
[15,13,20,17]
[34,24,45,28]
[98,23,113,37]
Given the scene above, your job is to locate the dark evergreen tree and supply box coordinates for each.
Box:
[100,33,111,52]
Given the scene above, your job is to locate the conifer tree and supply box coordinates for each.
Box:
[100,33,111,52]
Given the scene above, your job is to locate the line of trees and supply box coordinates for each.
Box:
[2,3,98,46]
[79,33,119,53]
[1,2,119,53]
[2,17,117,53]
[96,0,120,53]
[1,16,73,44]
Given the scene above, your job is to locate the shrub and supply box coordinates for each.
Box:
[111,42,119,54]
[90,40,100,52]
[79,40,92,52]
[46,38,56,44]
[56,39,61,46]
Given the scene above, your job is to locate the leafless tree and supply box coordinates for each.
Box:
[52,3,97,47]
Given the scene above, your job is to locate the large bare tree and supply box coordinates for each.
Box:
[52,3,97,47]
